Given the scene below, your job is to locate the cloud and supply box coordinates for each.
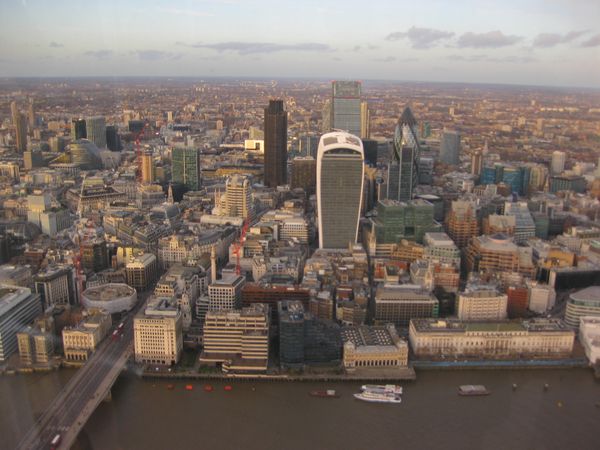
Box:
[385,27,454,49]
[448,54,536,63]
[457,31,523,48]
[581,33,600,47]
[156,7,213,17]
[131,50,183,61]
[49,41,63,48]
[372,56,396,62]
[533,30,588,48]
[83,50,113,59]
[188,41,333,55]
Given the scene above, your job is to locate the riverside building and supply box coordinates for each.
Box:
[409,318,575,359]
[134,297,183,365]
[200,303,270,373]
[0,286,42,362]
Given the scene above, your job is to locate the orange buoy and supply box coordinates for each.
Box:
[185,384,193,391]
[203,384,213,392]
[224,385,233,391]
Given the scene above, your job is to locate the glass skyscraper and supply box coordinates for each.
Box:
[387,107,421,202]
[317,131,364,249]
[439,130,460,165]
[85,116,107,149]
[331,81,361,136]
[172,147,201,190]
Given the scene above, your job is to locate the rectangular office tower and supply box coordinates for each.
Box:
[85,116,107,149]
[172,147,201,190]
[331,81,361,136]
[317,131,364,249]
[440,130,460,165]
[263,100,288,187]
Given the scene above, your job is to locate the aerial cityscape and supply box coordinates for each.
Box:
[1,1,600,450]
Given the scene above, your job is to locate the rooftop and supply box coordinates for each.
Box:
[570,286,600,304]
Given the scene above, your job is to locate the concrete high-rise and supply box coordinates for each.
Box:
[440,130,460,165]
[224,174,253,219]
[471,150,483,177]
[387,107,420,201]
[263,100,287,187]
[172,147,201,190]
[446,200,479,249]
[14,112,28,153]
[551,151,566,175]
[331,81,361,136]
[85,116,107,149]
[317,131,364,249]
[360,101,370,139]
[141,151,155,184]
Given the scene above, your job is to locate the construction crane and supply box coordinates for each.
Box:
[232,219,249,276]
[76,173,87,220]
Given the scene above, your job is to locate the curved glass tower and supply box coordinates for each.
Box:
[387,107,420,201]
[317,131,364,249]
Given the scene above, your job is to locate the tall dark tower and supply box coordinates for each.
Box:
[264,100,288,187]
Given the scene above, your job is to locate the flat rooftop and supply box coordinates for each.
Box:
[411,318,572,334]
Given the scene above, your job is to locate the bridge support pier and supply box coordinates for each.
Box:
[103,390,112,402]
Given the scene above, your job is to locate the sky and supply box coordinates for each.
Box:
[1,0,599,88]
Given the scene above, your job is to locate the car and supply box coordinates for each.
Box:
[50,433,61,450]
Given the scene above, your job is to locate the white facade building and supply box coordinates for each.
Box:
[134,297,183,365]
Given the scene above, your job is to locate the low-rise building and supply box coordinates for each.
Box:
[374,284,439,327]
[409,318,574,359]
[341,324,409,372]
[134,297,183,365]
[565,286,600,329]
[579,317,600,365]
[456,285,508,321]
[62,309,112,361]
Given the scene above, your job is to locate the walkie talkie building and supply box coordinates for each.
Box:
[317,131,364,249]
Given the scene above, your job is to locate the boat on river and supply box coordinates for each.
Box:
[458,385,491,396]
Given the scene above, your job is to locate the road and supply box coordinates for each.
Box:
[16,298,146,450]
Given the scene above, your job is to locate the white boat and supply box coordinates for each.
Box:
[361,384,403,395]
[354,391,402,404]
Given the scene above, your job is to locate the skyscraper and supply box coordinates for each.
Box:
[471,150,483,177]
[71,119,87,141]
[263,100,287,187]
[14,112,28,153]
[172,147,201,190]
[551,151,566,175]
[387,107,420,202]
[317,131,364,249]
[440,130,460,165]
[27,98,35,131]
[105,125,121,151]
[85,116,107,149]
[331,81,361,136]
[141,151,155,184]
[360,101,370,139]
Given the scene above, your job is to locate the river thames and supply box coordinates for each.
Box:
[1,368,599,450]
